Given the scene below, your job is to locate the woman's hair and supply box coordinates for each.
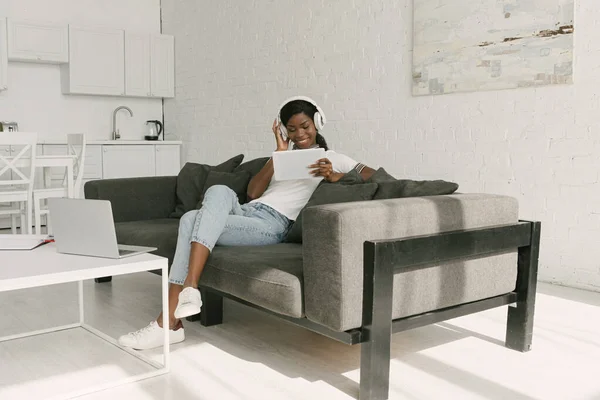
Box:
[280,100,329,151]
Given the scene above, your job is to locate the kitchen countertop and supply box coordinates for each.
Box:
[39,140,182,145]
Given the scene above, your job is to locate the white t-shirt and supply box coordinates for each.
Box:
[251,150,358,221]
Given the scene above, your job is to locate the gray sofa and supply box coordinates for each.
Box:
[84,160,541,400]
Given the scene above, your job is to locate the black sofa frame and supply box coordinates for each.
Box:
[196,220,541,400]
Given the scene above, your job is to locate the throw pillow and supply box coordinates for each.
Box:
[366,167,397,183]
[196,170,252,208]
[366,167,459,200]
[374,179,459,200]
[326,169,365,186]
[285,180,378,243]
[234,157,270,178]
[170,154,244,218]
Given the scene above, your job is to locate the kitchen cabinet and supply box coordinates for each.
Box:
[63,28,174,98]
[41,141,181,182]
[102,145,155,179]
[150,34,175,98]
[0,18,8,91]
[101,143,181,179]
[1,18,175,98]
[7,19,69,64]
[125,33,151,97]
[125,33,174,98]
[155,145,180,176]
[61,26,125,96]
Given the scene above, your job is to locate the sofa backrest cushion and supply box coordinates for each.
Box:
[170,154,244,218]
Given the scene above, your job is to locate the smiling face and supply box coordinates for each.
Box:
[285,112,317,149]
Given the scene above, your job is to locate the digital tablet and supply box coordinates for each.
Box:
[272,148,326,181]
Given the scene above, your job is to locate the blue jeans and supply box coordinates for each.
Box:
[168,185,292,285]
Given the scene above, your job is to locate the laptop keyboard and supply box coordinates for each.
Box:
[118,248,137,256]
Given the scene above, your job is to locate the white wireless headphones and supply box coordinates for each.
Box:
[276,95,327,140]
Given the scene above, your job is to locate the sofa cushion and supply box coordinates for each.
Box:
[285,171,378,243]
[366,167,459,200]
[115,219,180,266]
[200,243,304,318]
[171,154,245,218]
[196,170,252,208]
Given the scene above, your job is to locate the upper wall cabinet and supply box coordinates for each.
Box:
[150,34,175,98]
[125,33,174,98]
[7,19,68,64]
[0,18,8,91]
[61,26,125,96]
[125,33,151,97]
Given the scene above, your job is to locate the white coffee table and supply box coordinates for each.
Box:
[0,243,170,400]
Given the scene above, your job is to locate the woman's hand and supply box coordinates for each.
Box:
[273,118,290,152]
[309,158,343,182]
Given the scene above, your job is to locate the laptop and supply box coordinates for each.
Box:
[272,148,326,181]
[48,198,157,259]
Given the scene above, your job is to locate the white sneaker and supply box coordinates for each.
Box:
[174,287,203,319]
[117,321,184,350]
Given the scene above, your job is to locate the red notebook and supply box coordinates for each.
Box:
[0,235,54,250]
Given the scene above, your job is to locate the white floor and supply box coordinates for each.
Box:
[1,272,599,400]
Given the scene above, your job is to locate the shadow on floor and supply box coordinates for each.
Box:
[188,299,518,399]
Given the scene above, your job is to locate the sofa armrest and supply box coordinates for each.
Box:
[84,176,178,223]
[302,193,519,332]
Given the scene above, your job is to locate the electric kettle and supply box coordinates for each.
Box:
[145,120,163,141]
[0,121,19,132]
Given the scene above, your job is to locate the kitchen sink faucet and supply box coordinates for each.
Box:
[112,106,134,140]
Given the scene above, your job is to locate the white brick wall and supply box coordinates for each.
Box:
[162,0,600,292]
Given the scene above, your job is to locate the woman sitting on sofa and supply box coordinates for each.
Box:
[118,96,376,349]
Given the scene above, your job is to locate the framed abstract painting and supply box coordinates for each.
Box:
[412,0,575,96]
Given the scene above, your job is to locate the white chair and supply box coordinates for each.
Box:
[34,133,87,235]
[0,132,38,235]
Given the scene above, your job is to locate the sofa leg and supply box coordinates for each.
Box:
[185,313,202,322]
[506,221,541,352]
[359,242,394,400]
[199,288,223,327]
[94,277,112,283]
[506,302,533,352]
[360,326,392,400]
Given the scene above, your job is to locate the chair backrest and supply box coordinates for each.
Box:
[65,133,87,197]
[0,132,38,191]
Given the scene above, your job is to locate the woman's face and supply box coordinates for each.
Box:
[285,112,317,149]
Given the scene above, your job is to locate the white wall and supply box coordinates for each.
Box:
[0,0,163,141]
[161,0,600,292]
